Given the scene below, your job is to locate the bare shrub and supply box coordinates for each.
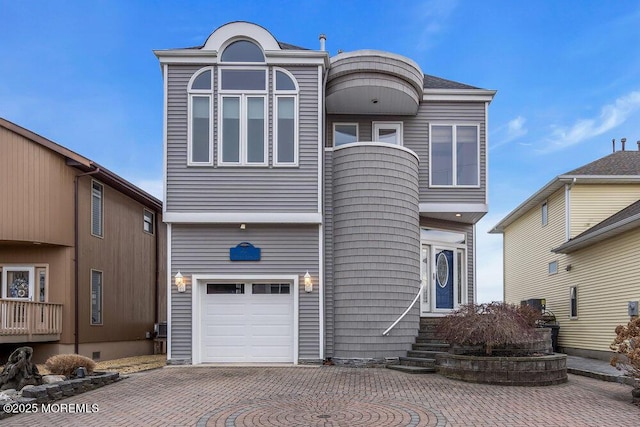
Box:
[610,317,640,381]
[45,354,96,377]
[436,302,542,356]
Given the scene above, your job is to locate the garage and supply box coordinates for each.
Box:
[200,282,295,363]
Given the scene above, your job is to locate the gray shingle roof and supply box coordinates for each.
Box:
[423,74,480,90]
[563,150,640,175]
[278,41,309,50]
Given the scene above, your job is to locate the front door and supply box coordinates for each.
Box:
[434,248,455,310]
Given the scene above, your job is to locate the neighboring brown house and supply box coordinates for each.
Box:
[0,118,166,363]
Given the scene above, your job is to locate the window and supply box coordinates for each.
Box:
[207,283,245,294]
[542,202,548,226]
[252,283,290,294]
[548,261,558,275]
[2,266,34,299]
[220,40,265,63]
[143,209,154,234]
[91,181,103,237]
[373,122,403,145]
[91,270,103,325]
[569,286,577,318]
[274,69,298,166]
[188,68,212,165]
[430,124,479,187]
[333,123,358,146]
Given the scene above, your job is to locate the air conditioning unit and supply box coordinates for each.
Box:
[520,298,546,313]
[154,322,167,338]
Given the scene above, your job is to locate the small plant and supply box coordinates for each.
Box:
[437,302,542,356]
[610,316,640,404]
[45,354,96,378]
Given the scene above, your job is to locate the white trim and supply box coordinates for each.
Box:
[472,224,477,304]
[1,266,35,300]
[318,224,324,359]
[419,202,488,214]
[155,53,328,66]
[187,67,214,92]
[163,212,323,224]
[218,38,266,64]
[318,66,324,215]
[272,67,300,92]
[333,141,419,161]
[166,223,172,360]
[187,94,213,166]
[484,101,489,205]
[202,22,281,52]
[273,95,299,167]
[423,89,496,102]
[163,63,168,215]
[217,94,268,166]
[429,123,481,188]
[372,121,403,146]
[332,122,359,147]
[191,274,299,365]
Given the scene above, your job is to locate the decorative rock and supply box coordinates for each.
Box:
[42,375,67,384]
[0,390,16,401]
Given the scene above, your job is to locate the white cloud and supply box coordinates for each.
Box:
[541,90,640,152]
[413,0,458,51]
[491,116,528,149]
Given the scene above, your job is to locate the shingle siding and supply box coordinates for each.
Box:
[332,144,420,358]
[170,224,320,362]
[165,64,320,213]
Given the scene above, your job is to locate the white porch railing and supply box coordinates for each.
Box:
[382,282,425,336]
[0,300,63,342]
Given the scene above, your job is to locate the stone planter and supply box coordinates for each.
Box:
[436,353,567,386]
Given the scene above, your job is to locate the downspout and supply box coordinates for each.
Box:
[565,178,577,241]
[154,209,159,325]
[74,166,100,354]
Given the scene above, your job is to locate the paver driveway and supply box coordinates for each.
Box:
[4,366,637,426]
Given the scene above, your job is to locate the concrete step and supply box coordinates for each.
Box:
[407,350,447,359]
[415,338,450,347]
[398,356,436,368]
[387,364,436,374]
[412,342,450,351]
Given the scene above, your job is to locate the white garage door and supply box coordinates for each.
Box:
[201,282,294,363]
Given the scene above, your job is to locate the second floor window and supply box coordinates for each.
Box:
[143,209,154,234]
[91,181,103,237]
[430,124,479,187]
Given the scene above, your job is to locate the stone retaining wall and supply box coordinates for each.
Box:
[0,372,119,420]
[436,353,567,386]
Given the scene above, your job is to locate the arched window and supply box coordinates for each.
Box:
[187,68,213,165]
[220,40,265,63]
[273,69,299,166]
[219,40,268,165]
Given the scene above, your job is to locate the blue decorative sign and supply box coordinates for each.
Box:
[230,242,261,261]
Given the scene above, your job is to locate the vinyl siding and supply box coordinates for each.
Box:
[556,225,640,352]
[419,218,475,302]
[323,149,334,356]
[326,101,486,207]
[170,224,320,362]
[332,144,420,358]
[569,184,640,238]
[165,65,320,213]
[503,188,567,309]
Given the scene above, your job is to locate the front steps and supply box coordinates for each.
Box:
[387,318,449,374]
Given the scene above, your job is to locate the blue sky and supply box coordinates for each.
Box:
[2,1,639,302]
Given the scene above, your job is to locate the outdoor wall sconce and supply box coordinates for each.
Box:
[304,271,312,293]
[175,271,185,293]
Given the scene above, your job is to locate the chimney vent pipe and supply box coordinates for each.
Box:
[621,137,627,151]
[612,138,616,152]
[319,34,326,51]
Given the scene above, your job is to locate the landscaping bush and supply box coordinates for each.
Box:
[45,354,96,378]
[610,316,640,404]
[436,302,543,356]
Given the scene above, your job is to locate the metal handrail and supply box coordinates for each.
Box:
[382,281,425,336]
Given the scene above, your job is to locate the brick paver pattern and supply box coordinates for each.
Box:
[4,366,638,426]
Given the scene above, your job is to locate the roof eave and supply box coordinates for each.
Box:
[423,89,497,102]
[552,213,640,253]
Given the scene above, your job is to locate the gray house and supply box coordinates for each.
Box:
[155,22,495,365]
